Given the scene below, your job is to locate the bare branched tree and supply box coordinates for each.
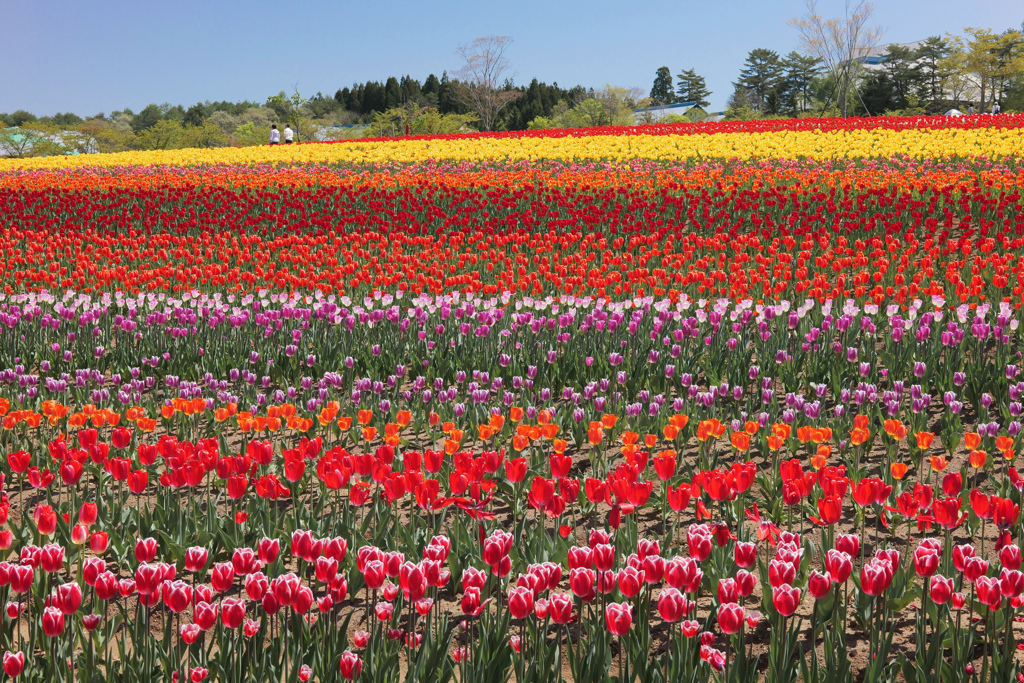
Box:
[788,0,884,116]
[453,36,522,131]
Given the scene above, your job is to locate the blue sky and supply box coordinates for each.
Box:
[3,0,1020,116]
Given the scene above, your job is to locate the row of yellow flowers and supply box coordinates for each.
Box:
[2,126,1023,171]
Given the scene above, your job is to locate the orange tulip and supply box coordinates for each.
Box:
[767,434,785,450]
[644,434,657,448]
[510,407,524,423]
[357,410,373,425]
[730,432,751,452]
[964,432,981,450]
[849,428,870,446]
[915,432,934,450]
[512,435,529,451]
[488,414,505,431]
[969,449,988,468]
[890,462,909,480]
[538,410,552,425]
[553,439,568,454]
[601,414,617,430]
[662,424,680,440]
[361,426,377,441]
[929,456,948,472]
[621,431,639,446]
[668,414,689,430]
[337,416,352,431]
[396,410,412,427]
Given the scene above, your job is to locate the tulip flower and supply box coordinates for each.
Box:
[605,601,632,635]
[339,651,363,680]
[2,651,24,677]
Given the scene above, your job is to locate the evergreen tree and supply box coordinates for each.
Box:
[650,67,676,105]
[734,48,784,113]
[183,103,206,127]
[914,36,951,104]
[675,68,712,107]
[384,77,403,108]
[438,72,458,114]
[779,52,821,114]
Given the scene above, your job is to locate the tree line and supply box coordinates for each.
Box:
[651,22,1024,122]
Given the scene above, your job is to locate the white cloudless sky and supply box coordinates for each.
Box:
[2,0,1021,116]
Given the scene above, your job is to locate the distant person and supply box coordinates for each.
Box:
[993,102,1001,115]
[284,125,294,144]
[269,125,280,145]
[968,104,975,115]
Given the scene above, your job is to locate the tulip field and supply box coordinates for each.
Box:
[0,115,1023,683]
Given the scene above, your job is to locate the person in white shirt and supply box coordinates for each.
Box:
[283,125,294,143]
[269,125,280,145]
[993,102,1001,115]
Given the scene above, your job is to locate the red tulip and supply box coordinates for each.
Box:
[953,544,976,572]
[258,538,281,566]
[194,601,218,630]
[94,572,119,601]
[272,573,301,606]
[42,606,65,637]
[717,602,744,634]
[734,541,756,568]
[963,556,990,583]
[163,581,192,614]
[185,547,209,573]
[89,532,109,554]
[231,548,257,576]
[976,576,1002,609]
[339,650,363,680]
[772,584,801,616]
[835,534,860,557]
[768,560,796,588]
[860,560,893,596]
[999,568,1024,598]
[825,550,852,584]
[293,586,314,614]
[1001,545,1022,571]
[569,568,596,602]
[181,623,202,644]
[508,586,534,619]
[735,569,756,598]
[135,563,162,596]
[3,651,24,677]
[808,570,831,599]
[913,547,939,577]
[33,505,56,536]
[605,601,632,635]
[221,598,245,628]
[549,592,573,624]
[39,544,64,574]
[128,470,148,494]
[658,587,685,622]
[211,563,234,593]
[617,567,644,598]
[135,537,158,563]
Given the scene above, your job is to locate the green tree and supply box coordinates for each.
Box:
[384,77,403,108]
[183,103,206,127]
[135,119,184,149]
[914,36,951,104]
[779,52,821,114]
[131,104,163,133]
[49,112,84,127]
[675,68,712,107]
[650,67,676,105]
[734,48,784,113]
